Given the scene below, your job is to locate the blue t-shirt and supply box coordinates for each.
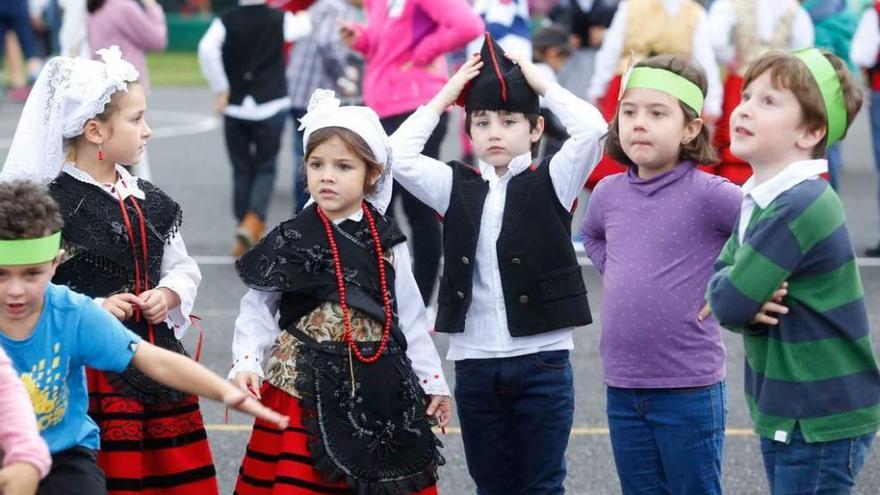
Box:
[0,283,141,454]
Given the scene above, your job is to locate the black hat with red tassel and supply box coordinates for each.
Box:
[460,32,539,115]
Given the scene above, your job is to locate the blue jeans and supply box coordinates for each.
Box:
[607,381,727,495]
[454,350,575,495]
[761,426,875,494]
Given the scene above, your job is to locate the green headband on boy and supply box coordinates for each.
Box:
[794,48,846,147]
[623,67,704,115]
[0,232,61,265]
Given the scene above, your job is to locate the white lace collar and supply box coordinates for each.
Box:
[62,163,146,200]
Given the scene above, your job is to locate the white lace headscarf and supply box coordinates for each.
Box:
[298,89,394,214]
[0,46,139,184]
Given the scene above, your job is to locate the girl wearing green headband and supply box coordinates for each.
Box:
[581,54,742,495]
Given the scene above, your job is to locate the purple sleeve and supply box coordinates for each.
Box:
[581,183,607,274]
[0,348,51,478]
[704,176,743,237]
[409,0,484,66]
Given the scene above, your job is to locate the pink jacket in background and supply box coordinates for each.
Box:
[87,0,168,93]
[352,0,483,118]
[0,346,51,478]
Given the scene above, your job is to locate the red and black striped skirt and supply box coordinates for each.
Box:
[87,368,219,495]
[234,383,438,495]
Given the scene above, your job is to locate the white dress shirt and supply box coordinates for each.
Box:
[61,164,202,338]
[737,159,828,245]
[852,7,880,70]
[587,0,724,117]
[390,83,607,360]
[708,0,814,67]
[197,0,312,121]
[229,208,450,397]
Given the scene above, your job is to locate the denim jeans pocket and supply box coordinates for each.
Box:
[528,351,570,371]
[847,432,875,479]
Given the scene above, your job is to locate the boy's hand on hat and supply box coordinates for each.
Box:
[504,51,549,96]
[0,461,40,495]
[102,293,140,321]
[429,54,482,114]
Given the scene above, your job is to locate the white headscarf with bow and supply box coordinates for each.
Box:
[299,89,394,214]
[0,46,139,184]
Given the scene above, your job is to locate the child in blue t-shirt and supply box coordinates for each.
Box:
[0,180,289,495]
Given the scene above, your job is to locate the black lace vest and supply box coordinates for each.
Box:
[236,203,407,340]
[49,173,188,403]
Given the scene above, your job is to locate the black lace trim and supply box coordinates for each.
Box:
[49,174,183,295]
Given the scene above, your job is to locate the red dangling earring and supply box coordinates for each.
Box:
[97,145,105,161]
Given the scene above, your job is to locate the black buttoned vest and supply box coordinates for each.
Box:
[220,4,287,106]
[435,160,592,336]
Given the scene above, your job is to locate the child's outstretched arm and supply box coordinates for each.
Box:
[131,342,288,429]
[389,54,483,216]
[505,51,608,211]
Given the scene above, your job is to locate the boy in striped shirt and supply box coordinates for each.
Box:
[707,49,880,494]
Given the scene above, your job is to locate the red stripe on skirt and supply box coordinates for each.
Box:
[234,383,438,495]
[87,368,219,495]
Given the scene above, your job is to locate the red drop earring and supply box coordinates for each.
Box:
[97,145,105,161]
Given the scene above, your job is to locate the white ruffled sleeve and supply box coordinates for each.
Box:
[229,289,282,379]
[392,243,450,397]
[156,232,202,339]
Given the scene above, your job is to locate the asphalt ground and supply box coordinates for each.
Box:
[2,85,880,494]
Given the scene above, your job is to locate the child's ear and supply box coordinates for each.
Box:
[368,166,382,187]
[682,117,704,144]
[530,115,545,143]
[52,249,65,269]
[796,125,826,152]
[82,120,104,145]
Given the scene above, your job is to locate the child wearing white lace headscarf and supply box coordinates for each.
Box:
[1,47,215,495]
[229,89,451,495]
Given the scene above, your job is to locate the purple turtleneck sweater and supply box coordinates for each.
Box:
[581,164,742,388]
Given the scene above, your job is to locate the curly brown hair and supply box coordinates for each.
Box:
[304,127,385,196]
[0,180,63,240]
[742,50,863,158]
[605,54,719,167]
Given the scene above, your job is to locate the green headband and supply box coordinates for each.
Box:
[623,67,704,115]
[0,232,61,265]
[794,48,846,147]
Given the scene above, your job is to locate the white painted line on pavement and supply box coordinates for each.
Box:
[204,424,757,436]
[193,254,880,268]
[0,110,218,150]
[193,255,237,265]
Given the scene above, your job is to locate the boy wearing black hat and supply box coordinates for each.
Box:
[390,33,607,494]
